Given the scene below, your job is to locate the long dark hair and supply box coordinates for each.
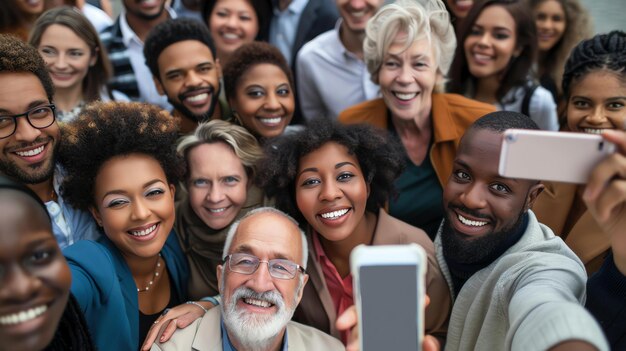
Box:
[448,0,537,101]
[45,294,96,351]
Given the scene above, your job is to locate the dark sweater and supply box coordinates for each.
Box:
[586,253,626,349]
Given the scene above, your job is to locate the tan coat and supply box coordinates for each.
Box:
[151,307,344,351]
[293,209,451,339]
[533,181,610,274]
[338,94,495,186]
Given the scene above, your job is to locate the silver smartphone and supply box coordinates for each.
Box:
[499,129,616,184]
[351,244,426,351]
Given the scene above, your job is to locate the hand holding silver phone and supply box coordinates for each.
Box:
[499,129,616,184]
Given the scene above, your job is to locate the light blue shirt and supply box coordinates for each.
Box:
[221,318,288,351]
[296,20,380,120]
[269,0,309,66]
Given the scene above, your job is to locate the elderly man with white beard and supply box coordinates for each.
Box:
[150,207,344,351]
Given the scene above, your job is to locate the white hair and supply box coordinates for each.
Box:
[222,207,308,269]
[363,0,456,91]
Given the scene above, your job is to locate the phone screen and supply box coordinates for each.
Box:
[359,264,419,351]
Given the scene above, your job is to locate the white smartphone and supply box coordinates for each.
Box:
[351,244,426,351]
[499,129,616,184]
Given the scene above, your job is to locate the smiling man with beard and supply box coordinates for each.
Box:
[435,111,608,351]
[150,207,343,351]
[144,18,225,135]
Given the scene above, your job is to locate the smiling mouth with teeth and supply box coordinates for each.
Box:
[208,207,228,213]
[185,93,209,103]
[582,128,609,134]
[257,116,283,125]
[129,223,158,237]
[458,214,488,227]
[0,305,47,326]
[243,298,274,308]
[15,145,45,157]
[393,92,418,101]
[320,208,350,220]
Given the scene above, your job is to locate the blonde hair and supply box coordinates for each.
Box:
[363,0,455,92]
[177,120,263,182]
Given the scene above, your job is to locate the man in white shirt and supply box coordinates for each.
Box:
[99,0,175,109]
[296,0,384,120]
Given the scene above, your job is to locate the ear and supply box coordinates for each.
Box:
[154,76,165,96]
[216,58,223,79]
[89,205,103,227]
[525,182,545,212]
[513,46,523,59]
[169,183,176,200]
[89,48,98,67]
[294,274,309,305]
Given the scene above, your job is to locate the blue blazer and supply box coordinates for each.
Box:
[63,230,189,351]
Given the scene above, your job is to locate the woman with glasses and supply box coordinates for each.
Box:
[257,118,451,344]
[59,102,189,351]
[29,6,127,122]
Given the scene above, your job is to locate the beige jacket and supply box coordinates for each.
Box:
[151,308,344,351]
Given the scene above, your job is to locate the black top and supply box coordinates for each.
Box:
[586,253,626,349]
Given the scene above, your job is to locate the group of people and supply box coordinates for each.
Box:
[0,0,625,350]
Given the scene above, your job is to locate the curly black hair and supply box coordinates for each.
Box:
[223,41,293,102]
[144,18,216,79]
[0,34,55,102]
[256,118,405,224]
[562,30,626,99]
[58,102,183,210]
[470,110,540,133]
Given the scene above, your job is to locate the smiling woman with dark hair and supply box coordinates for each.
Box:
[0,175,95,351]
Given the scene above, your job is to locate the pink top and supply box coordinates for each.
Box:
[313,232,353,344]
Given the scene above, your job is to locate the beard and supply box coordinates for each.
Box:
[0,136,57,185]
[441,205,527,264]
[220,275,303,351]
[167,84,220,123]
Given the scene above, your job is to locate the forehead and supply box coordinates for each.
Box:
[0,192,52,255]
[0,72,49,113]
[157,40,215,71]
[40,24,89,48]
[239,63,289,87]
[571,70,626,96]
[95,154,168,194]
[187,142,246,175]
[475,5,516,30]
[456,128,502,172]
[230,212,302,262]
[298,141,359,169]
[387,35,435,58]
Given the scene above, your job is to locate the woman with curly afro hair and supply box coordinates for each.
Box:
[256,118,450,344]
[58,101,189,351]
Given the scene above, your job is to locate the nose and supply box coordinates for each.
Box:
[185,70,203,88]
[130,198,151,221]
[13,116,42,142]
[225,14,238,28]
[0,265,41,303]
[54,53,69,69]
[349,0,366,10]
[586,106,607,125]
[319,180,342,202]
[263,92,282,111]
[245,261,276,292]
[477,33,491,47]
[206,184,225,203]
[459,183,487,210]
[396,63,414,84]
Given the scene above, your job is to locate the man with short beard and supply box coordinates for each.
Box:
[99,0,175,109]
[436,111,607,350]
[151,207,343,351]
[144,18,225,135]
[0,35,99,248]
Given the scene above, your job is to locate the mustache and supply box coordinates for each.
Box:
[232,287,285,308]
[5,136,53,153]
[177,86,214,101]
[448,204,493,222]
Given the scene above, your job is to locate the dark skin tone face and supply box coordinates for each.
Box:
[441,128,544,263]
[0,190,71,351]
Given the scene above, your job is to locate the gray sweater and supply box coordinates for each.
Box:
[436,211,608,351]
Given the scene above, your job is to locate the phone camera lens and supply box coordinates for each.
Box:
[505,134,517,142]
[599,141,604,151]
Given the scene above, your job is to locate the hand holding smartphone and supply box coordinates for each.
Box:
[499,129,616,184]
[351,244,426,351]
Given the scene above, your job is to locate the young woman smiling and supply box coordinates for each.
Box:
[223,41,298,142]
[257,119,451,344]
[448,0,559,131]
[533,31,626,275]
[29,6,127,122]
[59,102,189,350]
[0,176,95,351]
[0,0,44,41]
[530,0,591,104]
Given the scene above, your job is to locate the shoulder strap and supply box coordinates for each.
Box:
[522,83,539,117]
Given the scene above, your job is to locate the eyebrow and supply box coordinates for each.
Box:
[387,52,431,60]
[455,159,519,183]
[473,24,513,33]
[0,100,50,114]
[298,161,358,177]
[102,179,165,197]
[233,244,295,262]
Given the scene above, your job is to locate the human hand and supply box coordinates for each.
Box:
[335,296,439,351]
[140,301,214,350]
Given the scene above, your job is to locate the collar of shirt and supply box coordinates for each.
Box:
[220,317,288,351]
[273,0,309,16]
[119,7,176,47]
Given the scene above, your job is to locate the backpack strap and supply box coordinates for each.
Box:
[522,83,539,117]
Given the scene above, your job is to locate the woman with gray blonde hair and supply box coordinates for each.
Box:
[339,0,494,238]
[141,120,270,349]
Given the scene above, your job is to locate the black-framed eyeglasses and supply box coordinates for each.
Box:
[225,253,306,280]
[0,104,56,139]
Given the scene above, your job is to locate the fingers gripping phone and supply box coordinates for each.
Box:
[499,129,616,184]
[351,244,426,351]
